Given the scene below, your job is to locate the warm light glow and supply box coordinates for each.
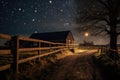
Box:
[85,32,89,37]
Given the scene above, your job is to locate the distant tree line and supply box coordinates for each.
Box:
[79,40,94,46]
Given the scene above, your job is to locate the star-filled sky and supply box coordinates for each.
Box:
[0,0,76,34]
[0,0,116,45]
[0,0,78,43]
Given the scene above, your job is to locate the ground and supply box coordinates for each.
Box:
[41,50,105,80]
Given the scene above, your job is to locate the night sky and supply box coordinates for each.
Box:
[0,0,113,45]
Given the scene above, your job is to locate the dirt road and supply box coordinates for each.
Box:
[42,50,104,80]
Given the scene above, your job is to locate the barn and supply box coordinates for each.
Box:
[30,31,74,47]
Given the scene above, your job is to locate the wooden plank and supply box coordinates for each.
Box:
[0,50,11,55]
[18,48,65,64]
[18,46,66,52]
[18,47,50,52]
[0,34,11,40]
[38,42,41,61]
[51,42,65,45]
[50,46,66,49]
[0,64,11,71]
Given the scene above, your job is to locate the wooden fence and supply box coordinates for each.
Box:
[0,33,67,76]
[98,46,120,54]
[98,46,120,61]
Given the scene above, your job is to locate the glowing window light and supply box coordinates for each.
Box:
[85,32,89,37]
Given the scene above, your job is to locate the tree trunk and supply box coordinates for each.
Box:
[109,31,118,60]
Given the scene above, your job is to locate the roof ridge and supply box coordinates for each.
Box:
[33,30,70,34]
[30,30,73,43]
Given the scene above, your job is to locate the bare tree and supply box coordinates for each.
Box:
[75,0,120,59]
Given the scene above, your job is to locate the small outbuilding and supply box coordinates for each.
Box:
[30,31,74,46]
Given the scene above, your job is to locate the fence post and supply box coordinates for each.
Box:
[97,47,100,53]
[49,44,51,52]
[100,47,103,54]
[38,42,41,61]
[11,36,19,79]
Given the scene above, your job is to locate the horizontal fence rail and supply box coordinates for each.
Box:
[98,46,120,61]
[0,64,11,71]
[98,47,120,53]
[0,50,11,55]
[18,49,65,64]
[0,34,11,40]
[0,33,69,74]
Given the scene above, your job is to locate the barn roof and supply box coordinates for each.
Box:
[30,31,74,42]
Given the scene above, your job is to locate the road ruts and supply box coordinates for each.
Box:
[42,50,105,80]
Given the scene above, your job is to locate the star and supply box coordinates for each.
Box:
[23,22,27,25]
[64,22,69,26]
[34,31,38,33]
[49,0,52,4]
[18,8,22,11]
[60,9,63,12]
[32,19,35,22]
[34,10,37,13]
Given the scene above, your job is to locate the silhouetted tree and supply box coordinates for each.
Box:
[75,0,120,59]
[82,40,94,46]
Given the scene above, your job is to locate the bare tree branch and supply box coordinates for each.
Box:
[75,0,120,57]
[97,0,110,10]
